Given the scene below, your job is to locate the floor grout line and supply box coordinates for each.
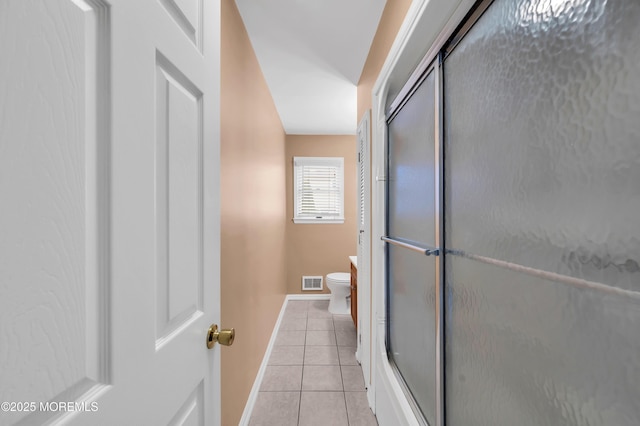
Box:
[333,313,351,426]
[296,308,308,426]
[252,300,364,426]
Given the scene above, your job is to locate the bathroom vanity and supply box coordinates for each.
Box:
[349,256,357,330]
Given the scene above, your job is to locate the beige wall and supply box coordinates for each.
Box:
[219,0,411,422]
[285,135,357,294]
[357,0,413,121]
[221,1,287,425]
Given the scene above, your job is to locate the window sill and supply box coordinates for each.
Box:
[293,218,345,224]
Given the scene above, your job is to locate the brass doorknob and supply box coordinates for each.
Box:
[206,324,235,349]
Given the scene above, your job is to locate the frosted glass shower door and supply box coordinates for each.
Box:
[386,69,438,424]
[443,0,640,425]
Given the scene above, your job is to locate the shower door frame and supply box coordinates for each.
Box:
[382,58,444,426]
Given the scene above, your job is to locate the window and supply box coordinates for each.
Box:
[293,157,344,224]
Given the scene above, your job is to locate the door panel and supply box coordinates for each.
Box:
[388,72,436,246]
[159,0,203,51]
[0,0,110,424]
[387,245,437,421]
[444,0,640,289]
[386,69,437,423]
[169,381,204,426]
[445,256,640,426]
[444,0,640,424]
[155,53,204,345]
[0,0,221,424]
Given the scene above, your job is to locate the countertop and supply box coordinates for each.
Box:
[349,256,357,268]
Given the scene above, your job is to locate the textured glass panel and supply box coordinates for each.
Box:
[445,257,640,426]
[445,0,640,290]
[388,70,436,245]
[387,69,437,422]
[445,0,640,424]
[387,245,436,423]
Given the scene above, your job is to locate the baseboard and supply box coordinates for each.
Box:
[286,293,331,301]
[238,294,331,426]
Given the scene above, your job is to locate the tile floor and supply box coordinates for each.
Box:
[249,300,378,426]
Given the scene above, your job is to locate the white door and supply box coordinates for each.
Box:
[0,0,221,424]
[356,110,371,399]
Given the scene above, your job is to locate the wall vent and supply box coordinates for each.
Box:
[302,276,323,291]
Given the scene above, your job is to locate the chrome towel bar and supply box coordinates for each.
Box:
[381,236,440,256]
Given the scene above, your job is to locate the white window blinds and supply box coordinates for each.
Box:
[293,157,344,223]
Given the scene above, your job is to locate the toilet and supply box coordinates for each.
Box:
[326,272,351,315]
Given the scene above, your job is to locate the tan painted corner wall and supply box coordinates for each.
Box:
[286,135,357,294]
[357,0,413,121]
[221,1,287,425]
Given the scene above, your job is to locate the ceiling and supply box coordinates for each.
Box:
[235,0,387,135]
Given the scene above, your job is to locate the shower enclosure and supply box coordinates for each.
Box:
[383,0,640,425]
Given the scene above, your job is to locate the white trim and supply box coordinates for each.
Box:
[286,294,332,301]
[372,0,430,104]
[356,109,372,403]
[238,294,330,426]
[293,218,345,224]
